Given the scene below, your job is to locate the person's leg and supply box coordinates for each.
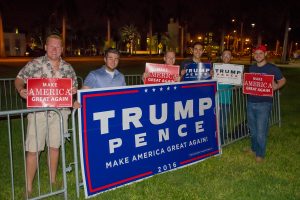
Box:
[47,110,70,184]
[25,113,46,194]
[26,152,38,194]
[49,147,59,184]
[247,102,257,153]
[255,102,272,159]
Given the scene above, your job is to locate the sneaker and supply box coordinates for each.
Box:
[255,156,264,163]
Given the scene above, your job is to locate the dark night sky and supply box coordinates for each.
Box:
[1,0,300,44]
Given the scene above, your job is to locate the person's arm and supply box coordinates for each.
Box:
[273,77,286,90]
[81,85,91,89]
[73,100,81,109]
[142,72,149,83]
[73,85,90,109]
[15,77,27,99]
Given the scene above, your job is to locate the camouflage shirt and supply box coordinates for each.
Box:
[17,55,78,88]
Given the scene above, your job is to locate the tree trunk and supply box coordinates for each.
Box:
[240,22,244,53]
[275,40,280,55]
[107,18,111,47]
[257,33,262,46]
[281,19,289,63]
[289,41,293,58]
[62,15,66,56]
[149,20,152,56]
[226,34,230,49]
[0,12,5,57]
[180,26,184,57]
[130,39,133,55]
[220,29,225,53]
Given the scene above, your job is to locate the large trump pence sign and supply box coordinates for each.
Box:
[78,80,220,198]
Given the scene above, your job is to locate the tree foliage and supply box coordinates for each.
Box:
[120,24,140,54]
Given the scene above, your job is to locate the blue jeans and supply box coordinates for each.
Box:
[247,102,272,158]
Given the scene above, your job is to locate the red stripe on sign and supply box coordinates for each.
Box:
[181,83,215,88]
[179,150,220,165]
[91,171,153,192]
[85,89,139,98]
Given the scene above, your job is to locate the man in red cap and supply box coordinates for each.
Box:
[245,45,286,163]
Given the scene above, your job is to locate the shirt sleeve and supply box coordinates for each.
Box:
[273,67,284,81]
[84,72,97,88]
[122,75,126,86]
[16,61,35,83]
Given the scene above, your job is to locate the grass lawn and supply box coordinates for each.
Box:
[0,60,299,199]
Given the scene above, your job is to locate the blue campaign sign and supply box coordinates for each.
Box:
[182,62,212,81]
[77,80,220,198]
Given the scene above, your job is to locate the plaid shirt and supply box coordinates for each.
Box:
[17,55,78,88]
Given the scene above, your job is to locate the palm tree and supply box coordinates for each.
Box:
[160,33,170,51]
[141,0,163,56]
[209,0,233,53]
[120,24,141,54]
[61,0,78,55]
[249,1,300,62]
[173,0,192,57]
[96,0,123,49]
[279,2,300,62]
[48,0,78,55]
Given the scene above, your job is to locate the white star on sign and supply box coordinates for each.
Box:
[167,86,170,90]
[152,88,156,92]
[144,88,148,93]
[174,86,177,90]
[160,87,163,91]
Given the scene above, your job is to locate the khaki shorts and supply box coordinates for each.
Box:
[25,109,70,152]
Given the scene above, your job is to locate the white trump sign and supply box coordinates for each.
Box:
[213,63,244,85]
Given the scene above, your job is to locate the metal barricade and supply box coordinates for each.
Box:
[125,74,143,85]
[0,78,26,111]
[0,108,68,200]
[217,86,281,146]
[71,108,81,198]
[217,86,248,146]
[76,76,84,89]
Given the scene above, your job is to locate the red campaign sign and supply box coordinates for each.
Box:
[27,78,73,108]
[243,73,274,97]
[144,63,179,84]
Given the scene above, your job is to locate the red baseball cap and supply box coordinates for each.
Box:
[253,45,267,53]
